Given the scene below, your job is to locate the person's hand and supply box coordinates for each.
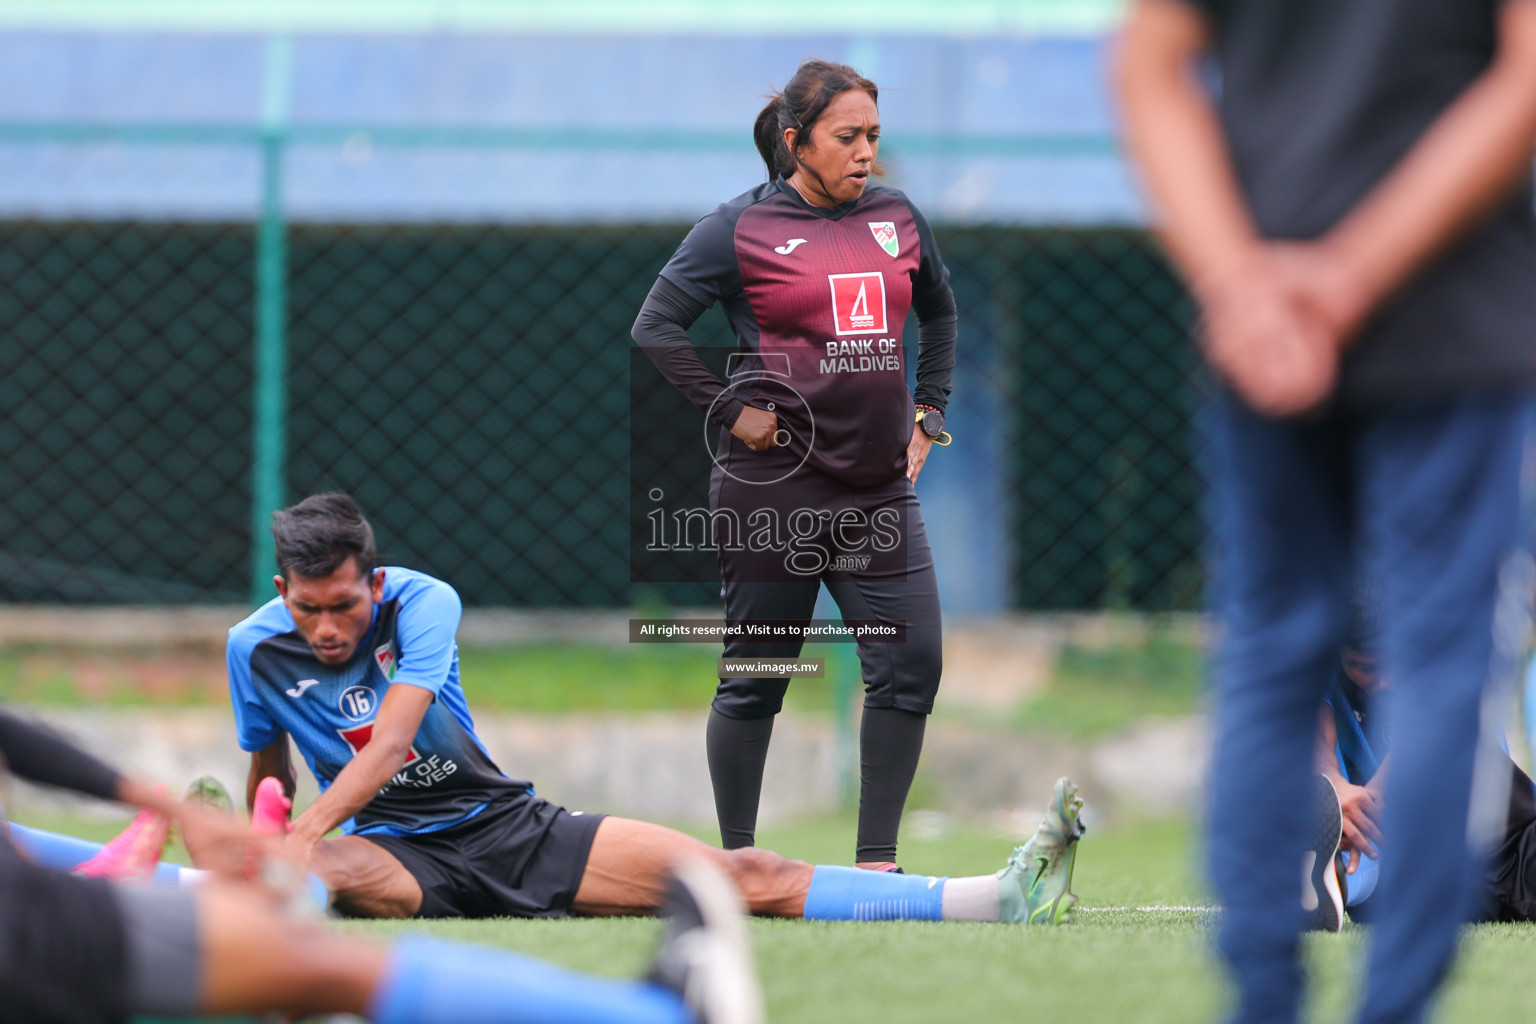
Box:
[1196,255,1339,417]
[1265,240,1378,349]
[730,406,779,452]
[906,424,933,484]
[1335,779,1383,874]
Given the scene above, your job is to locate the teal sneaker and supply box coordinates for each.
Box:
[997,776,1086,925]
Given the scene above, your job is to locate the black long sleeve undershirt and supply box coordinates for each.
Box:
[912,308,958,413]
[632,276,746,430]
[0,708,121,801]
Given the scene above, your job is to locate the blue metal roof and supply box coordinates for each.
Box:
[0,31,1142,223]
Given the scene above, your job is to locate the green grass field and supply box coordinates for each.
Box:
[321,815,1536,1023]
[11,631,1534,1022]
[22,808,1536,1023]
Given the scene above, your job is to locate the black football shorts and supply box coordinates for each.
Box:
[362,792,604,918]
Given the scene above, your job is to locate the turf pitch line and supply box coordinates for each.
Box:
[1076,905,1217,913]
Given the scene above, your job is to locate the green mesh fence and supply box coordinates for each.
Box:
[0,223,255,602]
[0,219,1200,610]
[282,224,719,606]
[983,230,1201,611]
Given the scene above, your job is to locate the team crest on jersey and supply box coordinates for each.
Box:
[868,221,899,258]
[336,721,420,765]
[828,272,888,335]
[374,642,397,681]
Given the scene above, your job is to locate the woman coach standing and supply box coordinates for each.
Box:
[632,60,958,870]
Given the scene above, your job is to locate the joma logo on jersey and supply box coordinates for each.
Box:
[828,272,888,336]
[336,721,420,765]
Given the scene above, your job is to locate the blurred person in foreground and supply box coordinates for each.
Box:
[0,707,762,1024]
[216,493,1084,927]
[1115,0,1536,1021]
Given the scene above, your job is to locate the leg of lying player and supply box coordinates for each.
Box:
[574,777,1087,925]
[9,820,195,885]
[120,858,760,1024]
[15,776,226,882]
[292,776,1085,924]
[10,820,335,916]
[10,775,329,913]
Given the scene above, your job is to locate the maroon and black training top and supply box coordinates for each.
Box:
[633,177,958,488]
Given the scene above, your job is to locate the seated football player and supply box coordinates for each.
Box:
[214,492,1087,926]
[1305,600,1536,930]
[0,706,762,1024]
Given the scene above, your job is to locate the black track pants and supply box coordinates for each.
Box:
[706,453,942,857]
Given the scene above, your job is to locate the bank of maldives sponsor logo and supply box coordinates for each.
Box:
[869,221,899,258]
[828,272,887,336]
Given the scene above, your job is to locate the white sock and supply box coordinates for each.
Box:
[940,874,1000,921]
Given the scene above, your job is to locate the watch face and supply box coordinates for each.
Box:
[920,409,944,438]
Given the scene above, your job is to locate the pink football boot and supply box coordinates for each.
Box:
[73,805,171,882]
[248,776,326,915]
[250,776,293,835]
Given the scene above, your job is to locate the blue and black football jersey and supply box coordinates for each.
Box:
[227,567,530,836]
[1323,668,1384,787]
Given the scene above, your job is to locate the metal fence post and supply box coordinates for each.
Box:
[250,37,292,604]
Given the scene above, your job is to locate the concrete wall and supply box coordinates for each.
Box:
[6,706,1207,829]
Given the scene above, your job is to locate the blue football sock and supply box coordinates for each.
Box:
[368,935,692,1024]
[304,870,330,914]
[802,864,947,921]
[1344,852,1380,907]
[8,823,184,886]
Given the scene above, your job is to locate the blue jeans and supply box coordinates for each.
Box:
[1203,388,1533,1024]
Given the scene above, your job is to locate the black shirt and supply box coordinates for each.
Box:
[1182,0,1536,405]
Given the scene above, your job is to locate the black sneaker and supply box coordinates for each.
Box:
[647,859,764,1024]
[1304,774,1346,933]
